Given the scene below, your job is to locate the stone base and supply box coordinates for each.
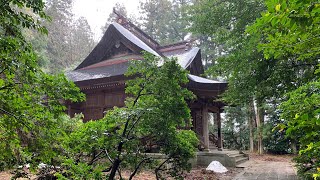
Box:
[196,150,249,167]
[144,150,249,168]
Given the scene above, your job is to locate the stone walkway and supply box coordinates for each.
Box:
[234,160,298,180]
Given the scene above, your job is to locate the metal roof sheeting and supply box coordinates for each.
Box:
[112,23,161,57]
[66,62,129,82]
[173,47,200,69]
[187,74,226,84]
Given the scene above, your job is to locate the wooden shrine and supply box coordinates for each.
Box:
[66,13,227,151]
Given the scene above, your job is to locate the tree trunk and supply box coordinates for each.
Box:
[247,101,255,153]
[109,158,120,180]
[109,141,124,180]
[291,140,297,154]
[255,99,264,155]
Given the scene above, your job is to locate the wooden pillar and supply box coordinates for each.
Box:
[217,108,223,151]
[67,104,72,117]
[202,105,209,151]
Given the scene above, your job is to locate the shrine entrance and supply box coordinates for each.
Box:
[190,100,224,151]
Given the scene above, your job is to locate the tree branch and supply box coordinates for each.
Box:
[0,67,7,75]
[105,149,114,164]
[88,150,104,165]
[126,112,144,139]
[155,157,171,180]
[129,157,151,180]
[117,168,123,180]
[0,108,30,129]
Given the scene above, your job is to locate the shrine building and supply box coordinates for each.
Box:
[66,14,227,152]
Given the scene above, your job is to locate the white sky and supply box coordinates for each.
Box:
[73,0,141,40]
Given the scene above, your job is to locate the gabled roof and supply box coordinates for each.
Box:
[75,22,162,70]
[67,17,226,96]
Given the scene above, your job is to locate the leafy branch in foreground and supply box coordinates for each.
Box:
[280,81,320,179]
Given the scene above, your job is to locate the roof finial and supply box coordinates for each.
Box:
[113,8,127,25]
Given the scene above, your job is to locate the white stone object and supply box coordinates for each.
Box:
[206,161,228,173]
[38,163,47,169]
[25,164,30,168]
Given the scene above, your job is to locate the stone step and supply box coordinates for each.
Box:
[236,156,247,162]
[235,157,249,165]
[228,153,244,158]
[209,145,217,149]
[235,159,251,168]
[226,151,242,156]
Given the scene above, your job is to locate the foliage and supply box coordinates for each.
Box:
[221,107,249,150]
[57,53,198,179]
[28,0,95,73]
[188,0,267,104]
[280,81,320,179]
[188,0,270,154]
[263,103,291,154]
[248,0,320,178]
[139,0,194,45]
[189,0,320,156]
[247,0,320,61]
[0,0,84,171]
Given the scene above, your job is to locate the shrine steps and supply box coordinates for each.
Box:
[194,150,249,167]
[227,151,250,167]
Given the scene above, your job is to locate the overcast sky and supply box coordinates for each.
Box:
[73,0,141,40]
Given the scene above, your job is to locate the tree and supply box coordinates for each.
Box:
[30,0,95,73]
[247,0,320,178]
[44,0,74,72]
[56,53,198,179]
[67,17,95,70]
[139,0,192,44]
[0,0,84,171]
[188,0,267,154]
[221,106,249,150]
[280,82,320,179]
[263,100,291,154]
[188,0,319,156]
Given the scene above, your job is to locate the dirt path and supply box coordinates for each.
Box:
[234,154,298,180]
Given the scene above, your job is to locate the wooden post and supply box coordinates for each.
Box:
[202,105,209,151]
[217,108,223,151]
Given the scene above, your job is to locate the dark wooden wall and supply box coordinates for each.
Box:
[69,88,126,122]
